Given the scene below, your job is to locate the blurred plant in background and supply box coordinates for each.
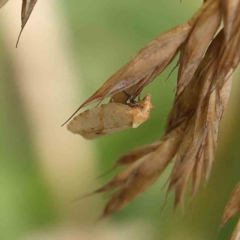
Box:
[0,1,240,240]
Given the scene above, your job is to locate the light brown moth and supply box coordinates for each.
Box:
[67,94,153,140]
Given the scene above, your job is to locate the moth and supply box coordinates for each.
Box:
[67,94,153,140]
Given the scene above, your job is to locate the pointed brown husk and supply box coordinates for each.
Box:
[220,0,240,41]
[16,0,38,47]
[0,0,8,8]
[220,182,240,240]
[176,0,221,95]
[230,218,240,240]
[100,122,186,218]
[115,141,162,167]
[166,30,233,206]
[221,182,240,228]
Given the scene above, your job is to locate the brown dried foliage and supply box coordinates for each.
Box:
[220,182,240,239]
[16,0,38,47]
[96,30,233,217]
[230,218,240,240]
[0,0,38,46]
[66,1,240,235]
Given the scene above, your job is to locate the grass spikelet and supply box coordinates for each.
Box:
[220,182,240,239]
[68,0,240,228]
[114,141,162,167]
[166,30,233,207]
[221,182,240,228]
[99,122,186,218]
[220,0,240,41]
[177,0,221,95]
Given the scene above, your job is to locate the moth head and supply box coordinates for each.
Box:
[141,94,154,112]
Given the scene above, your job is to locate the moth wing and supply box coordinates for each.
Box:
[67,103,135,139]
[80,126,131,140]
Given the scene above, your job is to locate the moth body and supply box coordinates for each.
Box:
[67,94,153,139]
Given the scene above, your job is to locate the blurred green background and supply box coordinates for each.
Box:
[0,0,239,239]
